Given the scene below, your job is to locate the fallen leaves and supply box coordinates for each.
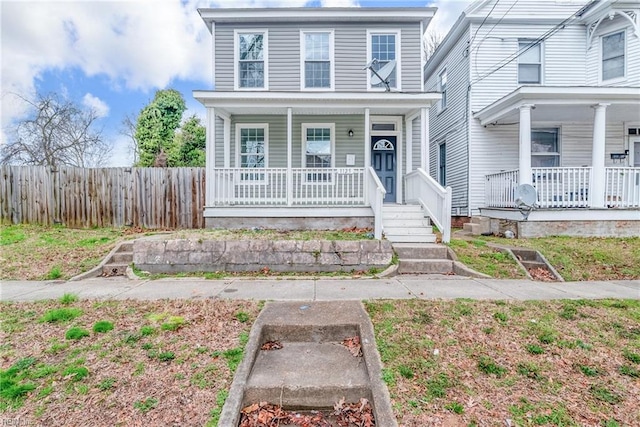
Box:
[528,267,556,281]
[239,398,376,427]
[342,336,362,357]
[260,341,283,351]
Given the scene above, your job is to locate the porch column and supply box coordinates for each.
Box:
[223,116,231,168]
[287,107,293,206]
[205,108,216,206]
[364,108,371,204]
[406,116,413,174]
[518,104,534,185]
[591,103,609,208]
[420,107,429,170]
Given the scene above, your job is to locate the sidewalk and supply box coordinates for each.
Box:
[1,275,639,302]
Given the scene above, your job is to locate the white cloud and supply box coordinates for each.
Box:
[427,0,473,35]
[320,0,360,6]
[82,93,110,118]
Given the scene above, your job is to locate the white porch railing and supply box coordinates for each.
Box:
[405,168,452,243]
[366,167,386,240]
[606,168,640,208]
[485,170,519,208]
[533,167,591,208]
[485,167,640,209]
[211,168,366,207]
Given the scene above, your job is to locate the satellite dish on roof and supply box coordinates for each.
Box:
[363,58,396,92]
[514,184,537,220]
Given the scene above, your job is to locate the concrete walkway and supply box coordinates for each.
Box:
[1,275,638,301]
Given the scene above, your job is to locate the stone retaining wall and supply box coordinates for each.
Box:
[133,239,393,274]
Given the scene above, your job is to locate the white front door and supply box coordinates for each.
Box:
[634,140,640,167]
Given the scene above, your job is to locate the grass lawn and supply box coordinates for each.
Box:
[366,299,640,427]
[0,297,261,426]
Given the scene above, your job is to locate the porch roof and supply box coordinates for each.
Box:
[192,90,441,117]
[473,86,640,126]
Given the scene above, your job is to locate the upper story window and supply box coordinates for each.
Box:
[368,30,400,90]
[531,128,559,167]
[438,69,447,111]
[518,40,542,84]
[602,30,625,81]
[235,31,268,90]
[301,31,334,90]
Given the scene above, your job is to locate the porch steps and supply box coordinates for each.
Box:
[393,243,454,274]
[462,216,490,236]
[382,205,437,244]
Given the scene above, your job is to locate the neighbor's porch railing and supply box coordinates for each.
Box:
[366,166,386,240]
[485,167,640,209]
[211,167,366,207]
[405,168,452,243]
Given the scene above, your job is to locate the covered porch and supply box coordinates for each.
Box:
[193,90,452,241]
[475,86,640,223]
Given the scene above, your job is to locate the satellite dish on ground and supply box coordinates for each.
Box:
[514,184,537,220]
[364,58,396,92]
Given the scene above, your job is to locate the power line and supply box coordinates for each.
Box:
[469,0,500,48]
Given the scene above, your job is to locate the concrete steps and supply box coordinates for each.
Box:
[462,216,490,235]
[101,241,133,277]
[393,243,454,274]
[382,205,436,244]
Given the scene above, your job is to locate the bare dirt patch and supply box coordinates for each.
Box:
[0,298,261,426]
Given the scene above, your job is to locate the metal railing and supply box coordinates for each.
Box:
[405,168,452,243]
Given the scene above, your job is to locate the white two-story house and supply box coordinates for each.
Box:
[194,7,452,242]
[425,0,640,237]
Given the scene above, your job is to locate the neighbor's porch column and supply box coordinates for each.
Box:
[205,107,216,206]
[591,103,609,208]
[420,107,430,170]
[287,107,293,206]
[364,108,371,204]
[518,104,534,185]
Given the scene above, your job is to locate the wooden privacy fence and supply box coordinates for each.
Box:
[0,166,206,229]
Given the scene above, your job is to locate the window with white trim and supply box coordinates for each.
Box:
[438,69,447,110]
[602,30,625,81]
[369,32,399,89]
[303,124,334,182]
[237,32,267,89]
[531,128,559,167]
[518,40,542,84]
[237,125,268,179]
[302,31,333,89]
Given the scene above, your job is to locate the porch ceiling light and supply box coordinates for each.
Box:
[348,129,354,138]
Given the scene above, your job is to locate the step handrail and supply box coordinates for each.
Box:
[405,168,452,243]
[366,166,386,240]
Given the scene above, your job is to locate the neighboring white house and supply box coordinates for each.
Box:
[424,0,640,237]
[194,7,452,242]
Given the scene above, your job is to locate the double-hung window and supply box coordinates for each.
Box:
[302,124,334,182]
[531,128,559,167]
[602,30,625,81]
[236,31,267,89]
[518,40,542,84]
[237,124,268,180]
[438,69,447,111]
[368,31,400,90]
[301,31,333,90]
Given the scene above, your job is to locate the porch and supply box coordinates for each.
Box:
[485,167,640,210]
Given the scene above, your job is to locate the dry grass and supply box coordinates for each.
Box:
[366,299,640,427]
[0,298,261,426]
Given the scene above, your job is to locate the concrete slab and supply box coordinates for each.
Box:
[216,279,315,301]
[314,278,414,300]
[0,281,51,300]
[475,280,579,300]
[113,279,231,300]
[401,278,509,300]
[611,280,640,291]
[549,282,640,299]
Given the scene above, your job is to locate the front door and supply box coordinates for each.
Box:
[634,140,640,167]
[371,136,396,203]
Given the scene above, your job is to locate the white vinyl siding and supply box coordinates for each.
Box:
[301,31,334,90]
[367,29,401,90]
[234,30,269,90]
[518,40,542,84]
[601,30,625,82]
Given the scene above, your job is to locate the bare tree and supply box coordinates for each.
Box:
[423,29,445,61]
[1,92,110,168]
[120,112,140,165]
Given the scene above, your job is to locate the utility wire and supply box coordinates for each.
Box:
[469,0,500,48]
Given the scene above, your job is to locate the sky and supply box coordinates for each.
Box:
[0,0,472,167]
